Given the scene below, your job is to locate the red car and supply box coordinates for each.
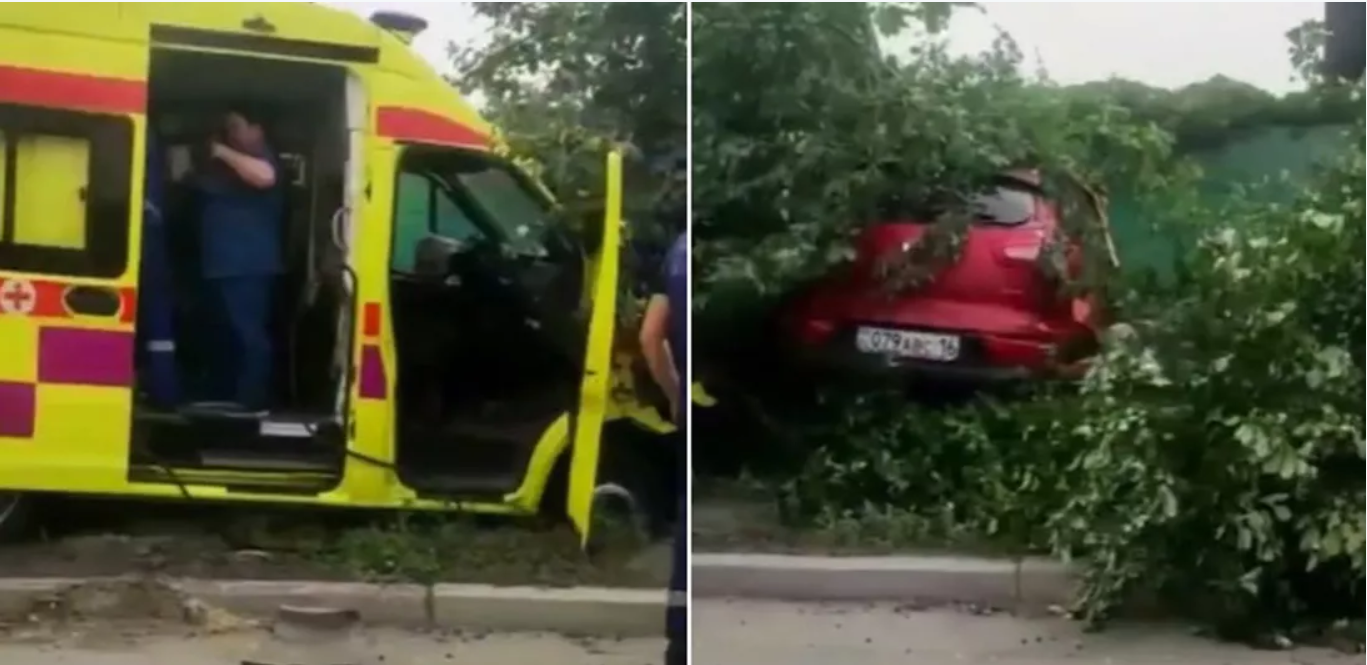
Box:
[780,173,1104,385]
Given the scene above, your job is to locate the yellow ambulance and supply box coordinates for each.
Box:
[0,3,677,546]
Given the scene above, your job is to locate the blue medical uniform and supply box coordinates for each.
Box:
[662,233,688,665]
[665,235,687,402]
[196,147,284,411]
[139,136,181,407]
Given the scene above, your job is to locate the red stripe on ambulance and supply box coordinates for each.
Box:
[0,277,136,326]
[0,64,146,115]
[376,107,490,148]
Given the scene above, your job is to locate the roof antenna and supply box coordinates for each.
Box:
[369,10,428,45]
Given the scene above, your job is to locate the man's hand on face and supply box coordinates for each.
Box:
[205,138,276,189]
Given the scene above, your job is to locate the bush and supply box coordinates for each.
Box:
[1048,99,1365,632]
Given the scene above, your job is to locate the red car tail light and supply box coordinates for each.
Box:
[797,317,837,346]
[1001,244,1041,262]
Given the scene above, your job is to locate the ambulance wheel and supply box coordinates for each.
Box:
[0,492,31,541]
[587,480,652,556]
[585,425,667,557]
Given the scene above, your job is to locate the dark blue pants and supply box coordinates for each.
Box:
[666,502,687,665]
[206,276,273,410]
[665,427,687,665]
[138,207,181,407]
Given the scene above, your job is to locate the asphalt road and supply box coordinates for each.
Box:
[0,625,661,664]
[693,599,1359,665]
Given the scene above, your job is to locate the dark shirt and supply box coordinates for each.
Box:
[197,146,284,279]
[662,233,688,399]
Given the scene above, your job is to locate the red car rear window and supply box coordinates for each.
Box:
[879,179,1038,227]
[970,185,1036,226]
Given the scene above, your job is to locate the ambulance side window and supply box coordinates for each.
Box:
[0,103,132,278]
[391,170,484,273]
[391,172,429,273]
[431,181,482,242]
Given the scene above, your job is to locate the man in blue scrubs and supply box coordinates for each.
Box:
[139,133,181,407]
[193,110,284,414]
[640,230,688,665]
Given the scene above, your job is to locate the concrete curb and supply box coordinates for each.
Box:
[0,577,667,637]
[0,553,1075,635]
[692,553,1075,610]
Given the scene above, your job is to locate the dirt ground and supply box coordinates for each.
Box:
[691,485,984,555]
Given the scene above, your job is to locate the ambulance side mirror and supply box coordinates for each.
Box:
[413,235,461,280]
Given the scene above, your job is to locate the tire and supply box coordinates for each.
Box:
[586,483,652,558]
[543,421,678,557]
[595,423,677,540]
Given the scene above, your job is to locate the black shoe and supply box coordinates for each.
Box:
[665,640,686,665]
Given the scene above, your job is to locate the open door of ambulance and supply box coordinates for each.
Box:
[567,150,624,548]
[0,7,147,492]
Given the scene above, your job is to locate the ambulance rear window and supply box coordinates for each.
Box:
[0,104,132,278]
[11,134,90,250]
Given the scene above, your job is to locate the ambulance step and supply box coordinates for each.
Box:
[133,406,344,458]
[196,451,337,473]
[136,405,336,429]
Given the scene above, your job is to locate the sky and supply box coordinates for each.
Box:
[325,1,1323,94]
[325,1,480,74]
[938,2,1321,93]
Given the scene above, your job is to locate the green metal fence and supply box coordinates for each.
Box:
[1109,123,1351,277]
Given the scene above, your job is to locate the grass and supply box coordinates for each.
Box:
[322,512,662,588]
[0,499,668,589]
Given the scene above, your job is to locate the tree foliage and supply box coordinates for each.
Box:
[1063,74,1360,152]
[450,2,686,227]
[694,3,1365,639]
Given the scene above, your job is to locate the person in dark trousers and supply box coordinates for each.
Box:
[138,133,181,407]
[639,231,688,665]
[190,109,284,414]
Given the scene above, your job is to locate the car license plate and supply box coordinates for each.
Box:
[854,327,961,362]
